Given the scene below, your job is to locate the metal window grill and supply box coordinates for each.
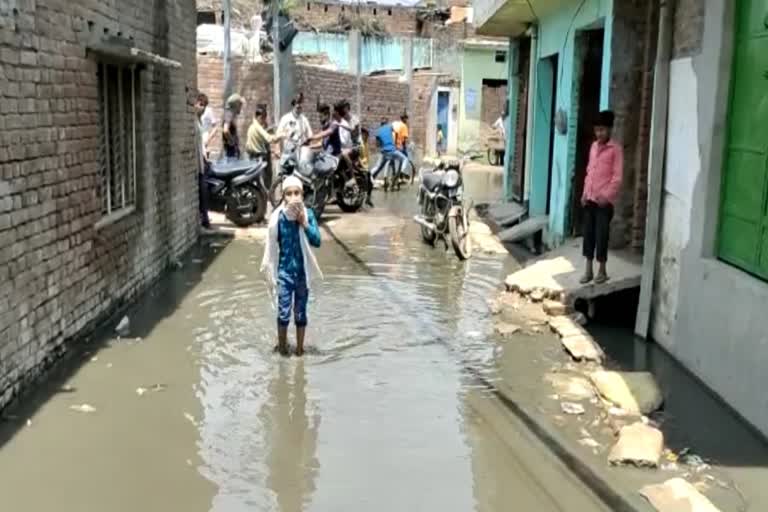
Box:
[97,62,137,217]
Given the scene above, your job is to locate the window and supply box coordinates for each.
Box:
[197,11,216,25]
[494,51,507,63]
[97,62,138,220]
[717,2,768,280]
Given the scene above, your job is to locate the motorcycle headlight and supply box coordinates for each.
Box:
[444,170,460,188]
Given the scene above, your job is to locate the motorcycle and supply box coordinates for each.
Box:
[413,159,472,260]
[270,144,367,220]
[206,158,269,227]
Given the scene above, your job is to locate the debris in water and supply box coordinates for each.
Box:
[171,259,183,269]
[90,356,98,362]
[660,462,679,471]
[561,402,586,415]
[69,404,97,413]
[136,384,168,396]
[192,258,203,264]
[106,363,113,369]
[579,437,601,449]
[26,419,32,427]
[115,315,130,337]
[184,412,197,426]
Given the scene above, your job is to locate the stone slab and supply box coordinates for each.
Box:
[608,422,664,467]
[640,478,722,512]
[504,239,642,305]
[590,371,664,415]
[561,334,604,362]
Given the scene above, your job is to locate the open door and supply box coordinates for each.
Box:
[571,29,604,236]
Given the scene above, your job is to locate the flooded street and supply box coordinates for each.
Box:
[0,169,611,512]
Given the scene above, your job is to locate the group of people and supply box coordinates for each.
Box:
[195,90,413,223]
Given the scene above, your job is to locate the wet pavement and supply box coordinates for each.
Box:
[0,169,614,512]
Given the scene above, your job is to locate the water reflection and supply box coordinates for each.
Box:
[263,360,319,512]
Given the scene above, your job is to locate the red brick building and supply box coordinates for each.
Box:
[0,0,199,407]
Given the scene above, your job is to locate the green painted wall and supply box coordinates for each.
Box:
[459,47,508,150]
[528,0,613,244]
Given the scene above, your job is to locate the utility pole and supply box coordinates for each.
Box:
[222,0,233,104]
[404,36,414,116]
[272,0,282,120]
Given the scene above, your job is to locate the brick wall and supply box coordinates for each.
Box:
[197,55,422,153]
[672,0,705,58]
[608,0,658,251]
[198,0,420,35]
[0,0,199,408]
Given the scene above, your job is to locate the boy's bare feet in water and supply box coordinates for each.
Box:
[275,326,290,356]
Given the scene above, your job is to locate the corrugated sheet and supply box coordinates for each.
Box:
[292,32,432,73]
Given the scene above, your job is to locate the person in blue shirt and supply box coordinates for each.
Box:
[366,120,408,204]
[261,175,322,356]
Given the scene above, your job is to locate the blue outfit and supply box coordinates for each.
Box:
[277,208,321,327]
[375,123,396,153]
[370,124,409,179]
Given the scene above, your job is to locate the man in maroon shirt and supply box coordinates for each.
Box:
[580,110,623,284]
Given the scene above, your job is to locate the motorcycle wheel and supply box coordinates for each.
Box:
[268,177,283,208]
[226,184,267,227]
[420,202,437,246]
[449,207,472,260]
[307,185,327,221]
[337,174,366,213]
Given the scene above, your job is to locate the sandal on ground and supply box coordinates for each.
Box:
[579,273,593,284]
[594,274,609,284]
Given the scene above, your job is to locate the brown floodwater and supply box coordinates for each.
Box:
[0,168,611,512]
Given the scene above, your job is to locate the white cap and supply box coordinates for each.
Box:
[283,175,303,193]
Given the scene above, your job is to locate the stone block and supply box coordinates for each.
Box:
[640,478,721,512]
[590,371,664,415]
[543,300,568,316]
[608,422,664,468]
[561,334,603,362]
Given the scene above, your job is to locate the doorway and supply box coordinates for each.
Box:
[571,29,605,235]
[437,90,450,153]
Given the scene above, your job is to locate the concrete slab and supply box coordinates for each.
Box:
[504,238,642,306]
[498,216,549,243]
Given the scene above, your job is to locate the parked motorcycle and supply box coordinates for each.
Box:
[206,158,269,226]
[413,159,472,260]
[270,145,367,220]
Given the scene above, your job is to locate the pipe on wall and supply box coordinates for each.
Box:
[635,0,675,338]
[523,26,538,205]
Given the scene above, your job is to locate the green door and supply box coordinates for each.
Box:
[718,0,768,279]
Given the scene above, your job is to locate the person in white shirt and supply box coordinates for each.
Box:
[277,93,313,148]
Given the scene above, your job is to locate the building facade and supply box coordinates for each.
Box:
[0,0,199,408]
[648,0,768,437]
[475,0,655,249]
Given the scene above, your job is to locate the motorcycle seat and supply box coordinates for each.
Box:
[422,172,444,192]
[210,160,260,179]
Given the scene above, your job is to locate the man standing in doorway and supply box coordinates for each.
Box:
[580,110,623,284]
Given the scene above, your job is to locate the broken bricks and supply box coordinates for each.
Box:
[640,478,722,512]
[590,370,664,416]
[608,422,665,468]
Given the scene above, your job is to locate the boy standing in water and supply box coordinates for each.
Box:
[580,110,623,284]
[261,176,322,356]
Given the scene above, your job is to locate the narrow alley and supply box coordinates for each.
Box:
[0,176,615,512]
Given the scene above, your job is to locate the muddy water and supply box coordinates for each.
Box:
[0,170,609,512]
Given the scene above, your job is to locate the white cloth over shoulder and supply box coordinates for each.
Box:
[260,204,323,293]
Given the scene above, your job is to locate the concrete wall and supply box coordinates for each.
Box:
[458,47,507,150]
[0,0,199,408]
[651,0,768,437]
